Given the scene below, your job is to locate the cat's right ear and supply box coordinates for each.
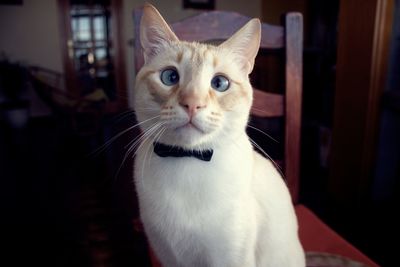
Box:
[140,4,178,62]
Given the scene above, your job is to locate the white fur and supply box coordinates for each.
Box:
[133,4,305,267]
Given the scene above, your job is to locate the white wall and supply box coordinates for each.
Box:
[0,0,63,116]
[0,0,63,72]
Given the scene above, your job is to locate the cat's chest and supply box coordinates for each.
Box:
[134,138,253,210]
[134,138,255,262]
[138,150,250,195]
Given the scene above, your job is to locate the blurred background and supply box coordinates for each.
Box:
[0,0,398,266]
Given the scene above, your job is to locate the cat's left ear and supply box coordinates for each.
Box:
[140,4,179,62]
[219,19,261,74]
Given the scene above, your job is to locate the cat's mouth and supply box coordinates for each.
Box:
[175,122,205,134]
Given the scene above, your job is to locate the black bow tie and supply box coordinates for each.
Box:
[153,142,213,162]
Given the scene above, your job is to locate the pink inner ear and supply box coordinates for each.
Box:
[141,26,179,62]
[218,19,261,74]
[141,6,178,61]
[142,27,165,58]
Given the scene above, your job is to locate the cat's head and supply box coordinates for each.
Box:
[134,4,260,149]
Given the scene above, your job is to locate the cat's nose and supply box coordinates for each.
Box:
[179,95,207,117]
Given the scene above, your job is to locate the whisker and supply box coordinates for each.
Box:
[112,109,137,123]
[89,115,160,156]
[124,125,155,150]
[153,126,166,147]
[141,126,166,180]
[247,125,279,143]
[132,123,164,157]
[113,147,134,182]
[113,122,165,180]
[249,137,285,180]
[132,125,165,191]
[128,122,164,154]
[138,138,156,192]
[251,107,270,114]
[112,108,160,122]
[134,124,166,180]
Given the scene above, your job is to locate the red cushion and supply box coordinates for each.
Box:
[295,204,379,267]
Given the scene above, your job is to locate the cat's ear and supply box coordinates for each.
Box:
[219,19,261,74]
[140,4,178,62]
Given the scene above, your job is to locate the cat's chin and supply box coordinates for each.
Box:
[161,124,214,149]
[176,122,205,134]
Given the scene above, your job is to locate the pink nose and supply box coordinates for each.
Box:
[179,94,207,117]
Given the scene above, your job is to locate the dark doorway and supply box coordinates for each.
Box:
[58,0,126,113]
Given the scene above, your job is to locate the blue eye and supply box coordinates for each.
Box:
[160,68,179,86]
[211,75,230,92]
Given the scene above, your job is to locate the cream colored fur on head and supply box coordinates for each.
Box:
[134,4,305,267]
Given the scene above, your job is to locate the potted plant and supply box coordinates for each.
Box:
[0,57,30,128]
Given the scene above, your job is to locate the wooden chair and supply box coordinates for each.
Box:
[133,7,379,267]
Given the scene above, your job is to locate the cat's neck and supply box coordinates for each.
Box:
[156,130,249,152]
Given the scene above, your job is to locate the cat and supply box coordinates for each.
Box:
[133,4,305,267]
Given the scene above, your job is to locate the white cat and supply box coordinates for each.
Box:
[133,4,305,267]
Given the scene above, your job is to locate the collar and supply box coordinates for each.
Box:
[153,142,213,162]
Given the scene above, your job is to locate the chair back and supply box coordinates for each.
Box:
[133,8,303,203]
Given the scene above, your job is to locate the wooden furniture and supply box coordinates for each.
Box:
[329,0,394,235]
[133,7,379,267]
[30,66,106,135]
